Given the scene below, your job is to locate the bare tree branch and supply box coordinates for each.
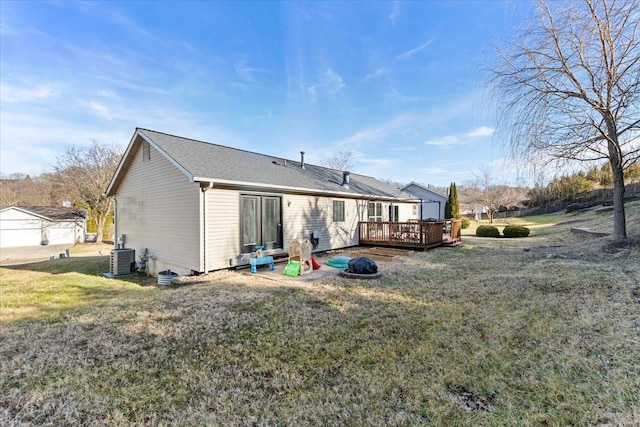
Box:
[54,140,121,243]
[491,0,640,240]
[320,151,355,171]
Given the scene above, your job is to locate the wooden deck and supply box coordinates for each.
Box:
[358,220,462,250]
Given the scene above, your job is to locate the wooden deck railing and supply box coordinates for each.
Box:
[358,220,462,250]
[447,219,462,242]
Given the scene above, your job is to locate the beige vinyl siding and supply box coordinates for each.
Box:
[115,142,201,276]
[206,188,240,270]
[207,192,365,267]
[395,201,419,221]
[282,195,362,253]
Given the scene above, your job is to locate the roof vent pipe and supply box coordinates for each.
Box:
[342,171,350,188]
[300,151,305,169]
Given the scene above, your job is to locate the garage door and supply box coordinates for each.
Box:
[0,228,42,247]
[49,226,76,245]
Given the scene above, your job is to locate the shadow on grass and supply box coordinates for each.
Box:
[0,257,157,323]
[3,256,111,276]
[2,256,156,286]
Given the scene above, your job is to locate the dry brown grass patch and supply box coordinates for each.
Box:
[1,205,639,425]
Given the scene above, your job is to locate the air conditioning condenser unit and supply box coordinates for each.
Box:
[110,248,136,276]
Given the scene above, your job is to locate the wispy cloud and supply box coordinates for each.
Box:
[234,60,266,83]
[306,68,345,101]
[89,101,111,120]
[338,114,411,147]
[418,166,447,175]
[97,89,119,99]
[307,85,318,101]
[389,1,400,25]
[397,39,434,60]
[466,126,495,138]
[363,67,387,82]
[77,2,152,39]
[384,87,420,104]
[0,83,61,104]
[424,126,495,149]
[322,68,345,93]
[351,151,398,178]
[361,157,395,168]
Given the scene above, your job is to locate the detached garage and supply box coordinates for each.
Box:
[0,206,86,248]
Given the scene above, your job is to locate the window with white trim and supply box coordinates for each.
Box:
[368,202,383,221]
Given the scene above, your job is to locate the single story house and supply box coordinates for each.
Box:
[401,182,447,220]
[0,206,86,248]
[105,128,421,276]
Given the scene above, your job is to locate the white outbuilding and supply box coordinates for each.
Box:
[0,206,86,248]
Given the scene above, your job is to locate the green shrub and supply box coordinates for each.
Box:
[461,218,470,229]
[503,225,530,238]
[476,225,500,238]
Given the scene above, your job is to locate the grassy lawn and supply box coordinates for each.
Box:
[1,205,639,426]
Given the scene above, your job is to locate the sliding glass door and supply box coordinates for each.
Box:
[240,195,282,253]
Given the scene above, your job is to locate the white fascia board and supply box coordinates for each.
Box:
[138,131,194,181]
[192,176,419,202]
[105,130,140,196]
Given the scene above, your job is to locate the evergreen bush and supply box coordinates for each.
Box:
[503,225,530,238]
[450,183,460,219]
[476,225,500,238]
[461,218,470,229]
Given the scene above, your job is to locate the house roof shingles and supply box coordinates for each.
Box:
[1,206,86,220]
[117,128,415,201]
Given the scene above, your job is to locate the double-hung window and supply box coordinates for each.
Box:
[368,202,383,221]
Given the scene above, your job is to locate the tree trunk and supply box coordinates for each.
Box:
[608,129,627,241]
[96,215,104,244]
[610,158,627,241]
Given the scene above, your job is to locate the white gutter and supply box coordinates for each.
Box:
[192,177,420,203]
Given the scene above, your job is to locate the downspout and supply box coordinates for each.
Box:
[200,182,213,273]
[112,196,118,250]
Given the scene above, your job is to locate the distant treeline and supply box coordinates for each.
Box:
[525,162,640,208]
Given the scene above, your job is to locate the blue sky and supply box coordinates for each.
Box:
[0,1,534,187]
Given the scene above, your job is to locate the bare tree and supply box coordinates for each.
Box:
[0,173,60,206]
[54,140,121,243]
[466,166,521,223]
[492,0,640,241]
[320,150,354,171]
